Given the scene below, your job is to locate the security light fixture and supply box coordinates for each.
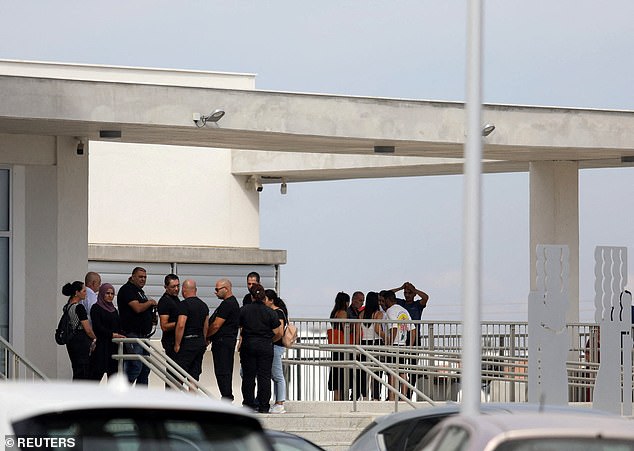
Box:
[193,109,225,127]
[481,123,496,137]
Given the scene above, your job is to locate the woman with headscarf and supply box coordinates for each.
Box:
[90,283,125,380]
[61,281,97,380]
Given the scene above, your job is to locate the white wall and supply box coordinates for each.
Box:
[88,142,260,248]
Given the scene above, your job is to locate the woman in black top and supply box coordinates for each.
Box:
[90,283,125,380]
[239,283,282,413]
[61,281,97,380]
[328,291,350,401]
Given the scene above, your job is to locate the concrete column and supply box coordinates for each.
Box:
[55,137,89,378]
[529,161,579,323]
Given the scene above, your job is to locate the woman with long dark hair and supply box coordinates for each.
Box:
[328,291,350,401]
[90,283,126,381]
[239,283,283,413]
[61,281,96,380]
[265,289,288,414]
[359,291,385,400]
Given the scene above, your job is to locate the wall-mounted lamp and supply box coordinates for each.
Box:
[246,175,263,192]
[481,123,496,137]
[193,109,225,127]
[280,179,287,195]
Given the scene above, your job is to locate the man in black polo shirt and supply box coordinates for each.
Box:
[158,274,181,385]
[241,271,260,306]
[174,279,209,381]
[207,278,240,401]
[117,267,158,386]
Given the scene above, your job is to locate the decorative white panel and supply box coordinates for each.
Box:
[593,246,631,415]
[528,245,569,405]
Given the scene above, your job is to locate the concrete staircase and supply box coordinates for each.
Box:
[257,401,426,451]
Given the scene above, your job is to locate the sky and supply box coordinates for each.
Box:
[1,1,632,321]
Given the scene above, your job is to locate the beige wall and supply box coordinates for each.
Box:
[88,142,260,248]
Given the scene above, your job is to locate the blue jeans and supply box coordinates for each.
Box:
[125,338,150,386]
[271,344,286,402]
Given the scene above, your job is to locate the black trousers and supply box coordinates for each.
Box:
[175,337,206,381]
[66,331,92,380]
[240,339,273,412]
[211,337,237,401]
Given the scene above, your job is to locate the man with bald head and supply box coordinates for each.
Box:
[174,279,209,381]
[207,278,240,401]
[81,271,101,324]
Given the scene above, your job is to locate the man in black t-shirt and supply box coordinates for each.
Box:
[174,279,209,381]
[117,267,158,386]
[241,271,260,306]
[157,274,181,385]
[207,278,240,401]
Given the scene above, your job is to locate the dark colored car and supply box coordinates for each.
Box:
[265,429,326,451]
[349,403,613,451]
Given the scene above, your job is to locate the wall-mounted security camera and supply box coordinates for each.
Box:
[76,141,84,155]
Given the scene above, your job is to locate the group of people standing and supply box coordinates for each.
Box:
[59,269,291,414]
[59,275,124,381]
[328,282,429,401]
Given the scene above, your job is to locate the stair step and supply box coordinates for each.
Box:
[259,412,373,430]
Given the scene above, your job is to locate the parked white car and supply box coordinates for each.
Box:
[416,412,634,451]
[0,376,273,450]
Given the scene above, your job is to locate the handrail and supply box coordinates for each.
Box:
[343,344,437,409]
[112,337,213,397]
[0,335,48,381]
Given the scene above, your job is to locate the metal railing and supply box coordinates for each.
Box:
[282,318,620,405]
[111,337,214,397]
[0,335,48,381]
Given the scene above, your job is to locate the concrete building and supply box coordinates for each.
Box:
[1,59,633,378]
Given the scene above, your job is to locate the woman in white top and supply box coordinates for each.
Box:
[359,292,385,400]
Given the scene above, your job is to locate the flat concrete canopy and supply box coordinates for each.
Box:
[2,61,634,180]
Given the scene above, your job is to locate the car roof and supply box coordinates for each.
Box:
[438,413,634,449]
[0,377,252,425]
[371,402,610,428]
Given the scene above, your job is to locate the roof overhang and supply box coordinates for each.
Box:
[1,60,633,180]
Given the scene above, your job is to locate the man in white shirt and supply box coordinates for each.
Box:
[80,271,101,324]
[384,290,415,399]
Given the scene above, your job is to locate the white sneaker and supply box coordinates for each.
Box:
[269,404,286,414]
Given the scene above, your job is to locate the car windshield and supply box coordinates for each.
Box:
[495,437,634,451]
[11,408,271,451]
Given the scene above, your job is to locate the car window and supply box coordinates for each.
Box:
[381,419,416,451]
[403,416,446,451]
[11,408,271,451]
[266,434,324,451]
[431,426,469,451]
